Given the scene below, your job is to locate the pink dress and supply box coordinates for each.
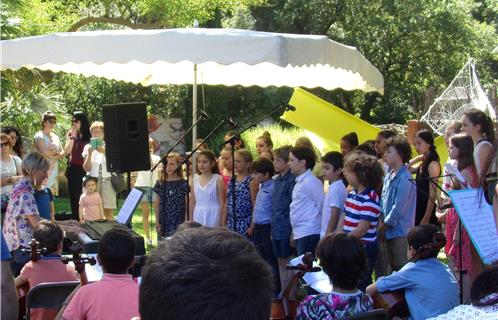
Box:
[79,192,102,221]
[445,166,478,278]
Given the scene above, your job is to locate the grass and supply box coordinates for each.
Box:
[54,197,158,252]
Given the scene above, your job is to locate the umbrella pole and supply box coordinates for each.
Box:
[192,64,198,174]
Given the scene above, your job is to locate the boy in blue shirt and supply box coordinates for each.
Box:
[34,182,55,221]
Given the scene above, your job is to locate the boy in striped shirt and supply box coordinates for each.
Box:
[339,151,384,291]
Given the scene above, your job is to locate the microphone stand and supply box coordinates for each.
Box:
[409,174,465,303]
[219,102,296,234]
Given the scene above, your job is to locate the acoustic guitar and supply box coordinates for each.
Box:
[371,289,409,319]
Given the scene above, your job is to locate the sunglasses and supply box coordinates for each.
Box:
[0,142,8,148]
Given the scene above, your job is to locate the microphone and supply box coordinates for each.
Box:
[198,110,209,120]
[282,103,296,111]
[225,118,238,128]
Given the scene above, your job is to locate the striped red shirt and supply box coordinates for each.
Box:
[342,188,381,242]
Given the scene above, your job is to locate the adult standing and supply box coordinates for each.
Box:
[82,121,116,220]
[1,134,22,216]
[64,111,91,221]
[2,152,47,275]
[2,127,24,159]
[33,112,66,195]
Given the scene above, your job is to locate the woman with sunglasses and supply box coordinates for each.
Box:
[1,133,22,215]
[63,111,91,221]
[1,126,24,159]
[33,111,66,195]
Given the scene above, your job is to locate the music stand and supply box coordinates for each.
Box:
[116,187,145,226]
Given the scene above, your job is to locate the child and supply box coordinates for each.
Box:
[340,132,359,156]
[135,139,161,245]
[79,176,104,222]
[367,225,459,320]
[191,150,225,227]
[219,146,233,188]
[288,146,324,256]
[255,131,273,157]
[296,233,373,319]
[380,136,416,273]
[338,151,383,291]
[224,149,257,235]
[62,228,139,320]
[271,145,296,294]
[154,152,190,239]
[320,152,347,239]
[16,221,78,320]
[248,157,280,294]
[33,181,55,221]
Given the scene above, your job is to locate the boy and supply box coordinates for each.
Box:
[249,157,280,294]
[62,228,138,320]
[320,152,347,238]
[288,146,324,256]
[16,221,78,320]
[271,146,296,294]
[380,136,416,272]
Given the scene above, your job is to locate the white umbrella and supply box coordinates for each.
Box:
[0,28,384,160]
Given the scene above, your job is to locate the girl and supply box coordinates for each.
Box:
[255,131,273,157]
[219,146,233,188]
[224,149,257,236]
[409,130,441,226]
[340,132,359,156]
[154,153,189,238]
[444,134,480,300]
[338,151,383,291]
[191,150,225,227]
[79,176,104,222]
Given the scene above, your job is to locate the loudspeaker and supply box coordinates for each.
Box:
[102,102,150,173]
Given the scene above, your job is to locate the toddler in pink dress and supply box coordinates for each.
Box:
[79,176,104,221]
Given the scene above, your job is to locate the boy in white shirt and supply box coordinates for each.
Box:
[320,152,347,238]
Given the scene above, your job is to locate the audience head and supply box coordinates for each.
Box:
[344,151,383,192]
[41,111,57,130]
[444,121,462,148]
[224,130,245,149]
[273,145,292,174]
[33,221,64,255]
[197,150,218,174]
[340,132,359,156]
[384,136,412,166]
[98,228,135,274]
[414,129,440,170]
[375,130,397,156]
[407,224,445,262]
[72,111,91,141]
[21,152,50,184]
[2,126,23,158]
[470,266,498,307]
[234,149,253,174]
[356,140,377,157]
[449,134,474,171]
[256,131,273,156]
[462,108,495,143]
[289,146,316,175]
[321,151,343,182]
[175,221,202,233]
[294,136,314,150]
[252,157,275,183]
[163,152,183,180]
[139,227,272,320]
[317,233,366,291]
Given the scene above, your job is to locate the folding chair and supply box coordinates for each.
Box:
[338,309,389,320]
[25,281,80,320]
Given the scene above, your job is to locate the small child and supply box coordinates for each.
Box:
[320,152,347,238]
[154,153,190,239]
[79,176,104,222]
[288,146,324,256]
[219,146,233,188]
[367,225,459,320]
[255,131,273,157]
[62,228,139,320]
[296,233,373,319]
[33,182,55,221]
[380,136,416,273]
[338,151,383,291]
[224,149,257,236]
[16,221,78,320]
[191,150,225,227]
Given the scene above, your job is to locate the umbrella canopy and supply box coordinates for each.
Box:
[0,28,384,93]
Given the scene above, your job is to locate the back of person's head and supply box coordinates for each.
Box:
[21,152,49,177]
[290,146,316,170]
[386,136,412,164]
[294,136,314,149]
[139,227,273,320]
[98,228,135,274]
[407,224,445,261]
[470,266,498,307]
[321,151,343,170]
[252,157,275,176]
[356,140,377,157]
[273,145,292,162]
[33,221,64,255]
[175,221,202,233]
[317,233,366,291]
[344,151,384,191]
[341,132,359,148]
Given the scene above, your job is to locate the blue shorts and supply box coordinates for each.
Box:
[272,238,292,258]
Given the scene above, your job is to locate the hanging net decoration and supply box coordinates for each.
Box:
[421,58,496,135]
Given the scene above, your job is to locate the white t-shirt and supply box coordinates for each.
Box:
[320,179,347,238]
[135,155,161,187]
[82,144,111,178]
[1,155,22,195]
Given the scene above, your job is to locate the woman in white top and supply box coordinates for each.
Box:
[82,121,116,220]
[1,133,22,213]
[33,111,66,195]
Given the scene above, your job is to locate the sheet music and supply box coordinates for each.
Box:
[289,255,332,293]
[449,188,498,265]
[116,188,144,225]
